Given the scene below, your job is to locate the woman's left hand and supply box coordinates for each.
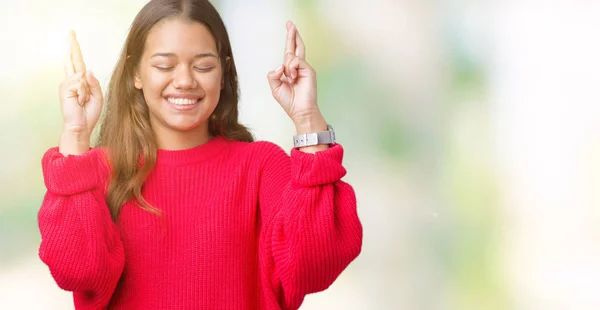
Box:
[267,21,326,132]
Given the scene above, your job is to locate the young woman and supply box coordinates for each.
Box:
[38,0,362,309]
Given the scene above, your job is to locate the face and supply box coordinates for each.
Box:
[134,17,223,135]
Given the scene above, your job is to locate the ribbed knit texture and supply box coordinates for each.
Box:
[37,136,362,310]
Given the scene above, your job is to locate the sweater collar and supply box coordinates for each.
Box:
[155,135,230,165]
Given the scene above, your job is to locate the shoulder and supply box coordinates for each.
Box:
[226,139,290,165]
[250,140,288,155]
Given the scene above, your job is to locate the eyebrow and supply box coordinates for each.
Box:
[150,52,218,59]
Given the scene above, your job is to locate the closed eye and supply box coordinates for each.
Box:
[194,66,215,73]
[154,66,214,72]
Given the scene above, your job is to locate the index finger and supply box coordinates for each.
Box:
[69,30,87,73]
[295,28,306,59]
[63,42,74,77]
[284,21,296,58]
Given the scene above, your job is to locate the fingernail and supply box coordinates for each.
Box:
[88,70,94,78]
[275,65,282,72]
[288,77,293,84]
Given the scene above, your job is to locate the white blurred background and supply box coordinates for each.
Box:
[1,0,599,309]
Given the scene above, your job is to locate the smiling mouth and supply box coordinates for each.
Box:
[166,97,200,105]
[164,97,202,111]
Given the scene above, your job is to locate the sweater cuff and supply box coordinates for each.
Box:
[290,144,346,187]
[42,147,106,196]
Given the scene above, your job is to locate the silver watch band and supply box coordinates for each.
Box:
[293,125,336,148]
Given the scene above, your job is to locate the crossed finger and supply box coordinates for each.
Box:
[64,30,86,77]
[284,21,306,60]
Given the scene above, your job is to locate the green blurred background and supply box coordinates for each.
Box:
[1,0,600,309]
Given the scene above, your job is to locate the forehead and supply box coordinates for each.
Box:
[144,17,218,55]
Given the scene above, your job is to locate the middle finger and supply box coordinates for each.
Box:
[69,30,87,73]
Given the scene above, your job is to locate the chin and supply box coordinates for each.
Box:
[167,119,207,132]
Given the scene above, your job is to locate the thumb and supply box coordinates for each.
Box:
[86,71,102,99]
[267,65,284,93]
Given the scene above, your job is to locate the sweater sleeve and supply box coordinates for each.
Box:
[257,143,363,310]
[38,147,125,310]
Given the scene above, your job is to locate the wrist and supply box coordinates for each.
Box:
[292,114,334,154]
[59,129,91,156]
[293,113,327,135]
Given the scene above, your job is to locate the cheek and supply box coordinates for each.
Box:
[143,72,170,96]
[200,72,223,97]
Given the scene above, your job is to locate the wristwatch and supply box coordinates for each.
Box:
[293,124,336,148]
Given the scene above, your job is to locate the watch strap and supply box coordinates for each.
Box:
[293,125,336,148]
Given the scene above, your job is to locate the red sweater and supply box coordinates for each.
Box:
[38,136,362,310]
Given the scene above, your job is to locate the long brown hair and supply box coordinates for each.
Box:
[96,0,253,221]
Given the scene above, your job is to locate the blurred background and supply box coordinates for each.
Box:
[1,0,599,309]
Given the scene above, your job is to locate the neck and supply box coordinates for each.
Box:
[154,123,213,150]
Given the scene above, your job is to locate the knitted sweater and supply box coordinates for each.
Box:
[37,136,362,310]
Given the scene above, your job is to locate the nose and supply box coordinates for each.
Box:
[173,67,197,90]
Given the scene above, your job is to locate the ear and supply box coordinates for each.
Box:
[133,71,143,89]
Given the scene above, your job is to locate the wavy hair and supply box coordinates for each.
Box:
[95,0,253,220]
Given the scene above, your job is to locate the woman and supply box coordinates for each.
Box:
[38,0,362,309]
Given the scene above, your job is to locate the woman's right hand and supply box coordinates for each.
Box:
[58,30,104,155]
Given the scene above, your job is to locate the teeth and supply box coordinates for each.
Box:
[167,98,198,105]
